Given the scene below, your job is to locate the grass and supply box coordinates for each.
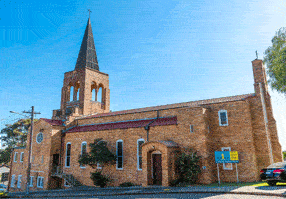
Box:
[197,181,286,187]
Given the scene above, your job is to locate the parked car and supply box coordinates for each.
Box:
[260,162,286,186]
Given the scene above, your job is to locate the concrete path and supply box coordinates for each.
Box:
[8,185,286,198]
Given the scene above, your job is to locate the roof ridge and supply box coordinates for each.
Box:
[80,93,255,120]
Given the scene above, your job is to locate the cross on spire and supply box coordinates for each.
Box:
[88,9,92,18]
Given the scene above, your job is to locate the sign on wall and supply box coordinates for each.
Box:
[215,151,239,163]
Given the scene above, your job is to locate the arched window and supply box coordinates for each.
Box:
[76,88,80,101]
[97,87,102,103]
[92,89,96,101]
[116,140,123,169]
[137,139,145,170]
[91,82,97,101]
[70,86,74,102]
[80,142,87,168]
[65,142,71,167]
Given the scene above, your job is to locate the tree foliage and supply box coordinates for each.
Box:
[0,118,34,164]
[78,138,116,187]
[283,151,286,161]
[264,27,286,94]
[171,148,201,186]
[78,138,116,167]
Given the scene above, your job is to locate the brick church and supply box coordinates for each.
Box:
[8,18,282,191]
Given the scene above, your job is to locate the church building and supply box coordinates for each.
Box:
[8,18,282,191]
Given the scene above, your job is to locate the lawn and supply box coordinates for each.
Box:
[198,181,286,187]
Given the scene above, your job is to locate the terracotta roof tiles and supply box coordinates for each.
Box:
[66,116,177,133]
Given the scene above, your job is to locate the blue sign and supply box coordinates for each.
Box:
[215,151,239,163]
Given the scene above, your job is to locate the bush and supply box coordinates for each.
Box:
[173,149,201,185]
[90,171,111,188]
[119,182,136,187]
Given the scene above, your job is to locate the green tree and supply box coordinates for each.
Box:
[282,151,286,160]
[264,27,286,94]
[78,138,116,187]
[171,148,201,186]
[0,118,34,164]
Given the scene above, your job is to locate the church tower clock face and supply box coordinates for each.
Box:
[36,132,43,143]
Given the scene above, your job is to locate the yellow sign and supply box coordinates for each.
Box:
[230,151,238,161]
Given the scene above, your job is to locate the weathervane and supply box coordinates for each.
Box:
[255,50,258,59]
[88,9,92,18]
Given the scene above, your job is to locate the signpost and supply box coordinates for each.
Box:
[215,151,239,185]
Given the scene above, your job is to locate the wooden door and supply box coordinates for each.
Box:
[152,154,162,185]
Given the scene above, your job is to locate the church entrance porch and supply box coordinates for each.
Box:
[142,140,180,187]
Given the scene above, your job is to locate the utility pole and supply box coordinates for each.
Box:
[23,106,41,194]
[11,106,41,194]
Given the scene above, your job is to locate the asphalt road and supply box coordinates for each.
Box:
[9,193,284,199]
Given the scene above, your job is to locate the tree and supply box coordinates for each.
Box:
[264,27,286,94]
[78,138,116,187]
[171,148,201,186]
[0,118,34,164]
[78,138,116,167]
[282,151,286,161]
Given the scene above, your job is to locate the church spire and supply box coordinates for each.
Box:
[75,18,99,71]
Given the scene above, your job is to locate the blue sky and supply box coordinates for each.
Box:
[1,0,286,149]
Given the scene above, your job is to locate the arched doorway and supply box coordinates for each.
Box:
[142,140,180,187]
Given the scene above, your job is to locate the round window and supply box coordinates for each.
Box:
[36,132,43,143]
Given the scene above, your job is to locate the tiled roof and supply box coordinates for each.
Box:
[66,116,177,133]
[41,118,64,126]
[81,93,255,120]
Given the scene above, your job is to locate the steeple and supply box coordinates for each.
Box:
[75,18,99,71]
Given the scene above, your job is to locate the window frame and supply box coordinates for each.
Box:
[36,132,44,143]
[218,110,228,126]
[37,176,44,188]
[80,141,87,168]
[65,142,71,168]
[116,140,123,170]
[17,175,22,188]
[29,176,34,187]
[190,125,194,133]
[137,138,145,170]
[11,175,15,187]
[222,147,233,170]
[14,152,18,162]
[20,152,24,162]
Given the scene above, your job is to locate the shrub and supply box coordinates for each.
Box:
[173,149,201,186]
[119,182,136,187]
[90,171,111,188]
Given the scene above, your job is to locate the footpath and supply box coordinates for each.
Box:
[8,184,286,198]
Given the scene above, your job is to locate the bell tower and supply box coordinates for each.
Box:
[52,18,110,120]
